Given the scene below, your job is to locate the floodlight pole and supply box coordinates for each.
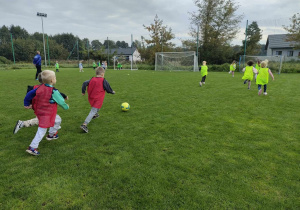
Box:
[107,37,109,67]
[37,12,47,67]
[131,34,133,70]
[196,25,199,57]
[87,39,90,67]
[243,20,248,68]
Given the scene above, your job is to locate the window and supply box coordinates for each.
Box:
[287,51,293,57]
[275,51,282,55]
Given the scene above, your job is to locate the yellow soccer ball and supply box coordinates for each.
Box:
[121,102,130,112]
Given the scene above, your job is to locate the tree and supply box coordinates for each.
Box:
[91,40,102,51]
[143,15,175,63]
[103,40,117,49]
[47,39,69,60]
[189,0,243,64]
[242,21,262,56]
[9,25,29,39]
[116,41,129,48]
[31,32,44,42]
[0,25,10,45]
[0,38,39,61]
[132,40,142,48]
[82,38,90,50]
[52,33,77,52]
[284,13,300,49]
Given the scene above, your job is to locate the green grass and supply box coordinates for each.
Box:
[0,68,299,209]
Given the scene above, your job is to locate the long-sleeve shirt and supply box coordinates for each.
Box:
[33,54,41,66]
[82,78,114,94]
[27,85,67,99]
[24,84,69,110]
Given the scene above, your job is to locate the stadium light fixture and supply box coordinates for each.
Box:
[37,12,47,67]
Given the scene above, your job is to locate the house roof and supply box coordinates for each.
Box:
[265,34,296,49]
[105,48,137,55]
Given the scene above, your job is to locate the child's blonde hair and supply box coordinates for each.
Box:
[261,59,269,68]
[96,67,105,75]
[202,61,207,65]
[42,70,55,84]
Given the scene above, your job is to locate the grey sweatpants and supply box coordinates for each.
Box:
[84,107,100,125]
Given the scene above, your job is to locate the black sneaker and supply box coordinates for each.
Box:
[80,124,88,133]
[243,80,248,84]
[92,113,99,119]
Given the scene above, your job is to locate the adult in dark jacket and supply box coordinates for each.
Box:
[33,51,42,80]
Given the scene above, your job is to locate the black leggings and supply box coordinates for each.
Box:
[258,84,267,92]
[35,65,42,79]
[201,75,206,83]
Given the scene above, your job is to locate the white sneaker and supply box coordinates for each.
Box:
[258,89,263,95]
[13,120,23,134]
[263,92,267,95]
[229,71,231,74]
[203,82,205,84]
[199,82,202,87]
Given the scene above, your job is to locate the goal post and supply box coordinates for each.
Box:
[240,55,284,74]
[113,55,138,70]
[155,51,199,72]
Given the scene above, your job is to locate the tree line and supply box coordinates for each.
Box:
[0,25,133,63]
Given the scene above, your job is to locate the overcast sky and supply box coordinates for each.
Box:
[0,0,299,46]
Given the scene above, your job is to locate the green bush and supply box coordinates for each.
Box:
[207,63,231,72]
[137,64,155,70]
[281,61,300,73]
[0,56,12,64]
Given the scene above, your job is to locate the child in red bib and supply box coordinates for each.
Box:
[14,73,68,134]
[24,70,69,155]
[81,67,115,133]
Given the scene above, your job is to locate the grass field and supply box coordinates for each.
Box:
[0,68,299,209]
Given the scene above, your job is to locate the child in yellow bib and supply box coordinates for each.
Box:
[256,60,274,95]
[55,61,59,72]
[242,60,258,89]
[229,60,236,77]
[254,59,261,80]
[199,61,208,87]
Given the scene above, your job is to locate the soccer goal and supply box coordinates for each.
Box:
[155,51,199,72]
[240,55,284,74]
[113,55,138,70]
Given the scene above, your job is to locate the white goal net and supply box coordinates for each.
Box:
[240,55,284,74]
[155,51,199,72]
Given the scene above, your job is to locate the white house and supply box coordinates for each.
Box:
[265,34,300,59]
[105,48,142,62]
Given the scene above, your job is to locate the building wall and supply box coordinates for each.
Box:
[132,50,141,62]
[267,48,300,57]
